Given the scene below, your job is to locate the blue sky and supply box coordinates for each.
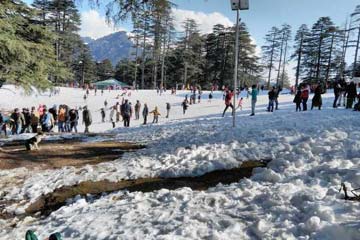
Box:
[23,0,359,46]
[23,0,360,81]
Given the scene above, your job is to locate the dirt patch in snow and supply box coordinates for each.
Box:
[25,160,271,216]
[0,137,145,170]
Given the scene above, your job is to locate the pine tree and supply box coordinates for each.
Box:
[73,45,96,85]
[0,0,71,91]
[302,17,341,84]
[96,59,114,81]
[262,27,281,88]
[291,24,310,88]
[349,5,360,77]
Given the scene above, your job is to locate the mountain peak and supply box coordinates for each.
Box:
[83,31,133,66]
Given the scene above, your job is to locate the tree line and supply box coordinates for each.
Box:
[1,0,360,91]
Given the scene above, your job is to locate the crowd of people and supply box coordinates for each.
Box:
[1,81,360,137]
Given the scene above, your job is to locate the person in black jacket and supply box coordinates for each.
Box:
[121,100,132,127]
[142,103,149,125]
[267,87,276,112]
[82,106,92,133]
[293,89,302,112]
[346,81,357,109]
[69,109,79,133]
[311,84,322,110]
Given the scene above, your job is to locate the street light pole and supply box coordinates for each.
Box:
[233,8,240,128]
[231,0,249,127]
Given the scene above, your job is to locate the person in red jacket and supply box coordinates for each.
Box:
[222,90,234,117]
[301,84,310,111]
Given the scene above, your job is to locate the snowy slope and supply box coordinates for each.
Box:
[1,86,360,239]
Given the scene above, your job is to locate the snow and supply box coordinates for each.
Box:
[1,85,360,239]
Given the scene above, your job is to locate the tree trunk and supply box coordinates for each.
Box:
[325,34,335,82]
[295,33,304,89]
[353,27,360,78]
[267,33,276,89]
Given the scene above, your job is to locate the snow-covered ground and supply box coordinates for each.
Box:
[1,85,360,239]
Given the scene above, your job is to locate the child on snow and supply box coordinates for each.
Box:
[150,106,161,123]
[237,97,243,110]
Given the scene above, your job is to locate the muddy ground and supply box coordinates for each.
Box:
[0,136,145,170]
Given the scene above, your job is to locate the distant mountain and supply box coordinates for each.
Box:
[81,36,95,45]
[84,31,133,66]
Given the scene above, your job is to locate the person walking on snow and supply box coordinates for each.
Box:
[236,97,243,110]
[250,84,258,116]
[166,103,171,118]
[82,106,92,133]
[143,103,149,125]
[222,90,234,117]
[150,106,161,123]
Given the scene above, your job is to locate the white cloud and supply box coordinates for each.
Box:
[79,10,127,39]
[172,9,233,34]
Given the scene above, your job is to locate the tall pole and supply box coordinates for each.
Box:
[233,8,240,128]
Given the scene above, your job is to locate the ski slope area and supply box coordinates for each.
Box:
[1,86,360,239]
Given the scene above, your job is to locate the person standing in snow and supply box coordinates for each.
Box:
[166,103,171,118]
[311,83,323,110]
[10,108,22,135]
[109,106,116,128]
[41,108,54,132]
[293,89,302,112]
[208,92,213,103]
[301,84,310,111]
[21,108,31,133]
[0,112,6,136]
[134,100,141,120]
[69,108,79,133]
[346,81,357,109]
[121,100,132,127]
[30,107,40,133]
[115,102,121,122]
[100,108,106,123]
[222,90,234,117]
[250,84,258,116]
[143,103,149,125]
[57,106,66,132]
[150,106,161,123]
[333,81,341,108]
[104,100,108,108]
[182,99,188,114]
[82,106,92,133]
[267,87,276,112]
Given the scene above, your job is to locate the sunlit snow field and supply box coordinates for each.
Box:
[1,85,360,239]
